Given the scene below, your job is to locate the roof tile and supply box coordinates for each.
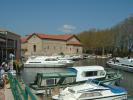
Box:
[21,33,79,43]
[21,37,28,43]
[67,41,82,46]
[36,33,73,40]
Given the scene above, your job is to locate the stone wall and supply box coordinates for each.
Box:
[22,34,83,57]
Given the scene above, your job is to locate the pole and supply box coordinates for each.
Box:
[2,49,3,62]
[5,31,7,60]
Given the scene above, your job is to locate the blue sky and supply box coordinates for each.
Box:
[0,0,133,36]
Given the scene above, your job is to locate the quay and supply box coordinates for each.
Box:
[0,73,37,100]
[4,86,14,100]
[0,86,14,100]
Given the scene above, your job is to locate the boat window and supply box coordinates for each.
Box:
[68,89,75,93]
[63,77,76,84]
[45,58,57,61]
[45,59,50,61]
[116,60,119,62]
[79,92,102,98]
[83,71,97,77]
[39,78,57,86]
[29,61,40,63]
[100,71,105,76]
[121,64,133,67]
[37,75,42,87]
[46,79,55,85]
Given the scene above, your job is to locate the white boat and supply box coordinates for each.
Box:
[54,56,75,67]
[106,57,133,72]
[24,56,69,68]
[68,66,106,82]
[29,66,122,94]
[58,59,74,67]
[52,79,127,100]
[68,66,122,85]
[58,55,83,61]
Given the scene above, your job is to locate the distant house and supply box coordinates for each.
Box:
[0,29,21,63]
[21,33,82,57]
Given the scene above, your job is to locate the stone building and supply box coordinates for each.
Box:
[21,33,82,57]
[0,29,21,63]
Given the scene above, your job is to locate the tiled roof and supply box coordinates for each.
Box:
[21,33,80,43]
[35,33,73,40]
[22,33,74,42]
[21,37,28,43]
[66,41,82,46]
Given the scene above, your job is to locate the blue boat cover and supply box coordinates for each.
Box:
[107,85,127,93]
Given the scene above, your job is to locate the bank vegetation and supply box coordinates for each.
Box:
[77,16,133,57]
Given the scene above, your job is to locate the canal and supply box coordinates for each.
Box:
[21,58,133,97]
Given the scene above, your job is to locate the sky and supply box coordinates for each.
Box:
[0,0,133,36]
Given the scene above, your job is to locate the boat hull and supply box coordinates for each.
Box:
[24,63,65,68]
[107,61,133,72]
[53,94,127,100]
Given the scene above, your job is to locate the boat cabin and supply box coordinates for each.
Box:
[30,66,106,89]
[33,71,77,88]
[68,66,106,82]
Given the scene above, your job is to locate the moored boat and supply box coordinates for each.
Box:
[24,56,74,68]
[52,79,127,100]
[106,57,133,72]
[29,66,122,94]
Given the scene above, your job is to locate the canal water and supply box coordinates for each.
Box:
[21,58,133,97]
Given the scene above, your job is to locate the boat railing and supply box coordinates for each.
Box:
[87,79,102,86]
[86,79,115,88]
[105,67,122,75]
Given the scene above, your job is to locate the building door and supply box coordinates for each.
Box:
[33,45,36,52]
[77,48,79,53]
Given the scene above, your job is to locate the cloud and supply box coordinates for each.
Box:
[58,24,76,33]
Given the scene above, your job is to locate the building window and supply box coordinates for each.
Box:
[60,46,62,50]
[77,48,79,53]
[15,40,17,48]
[33,45,36,52]
[47,46,49,49]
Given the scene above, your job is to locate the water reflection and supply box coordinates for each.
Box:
[120,71,133,95]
